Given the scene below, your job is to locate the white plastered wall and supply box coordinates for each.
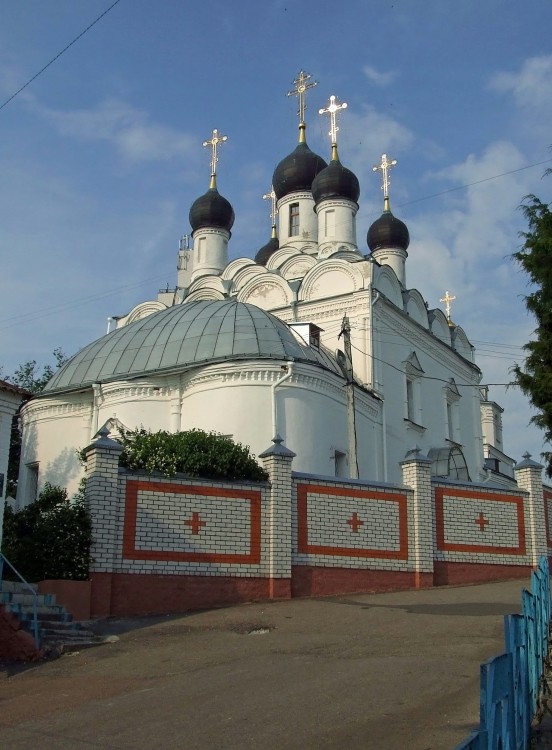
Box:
[17,359,382,507]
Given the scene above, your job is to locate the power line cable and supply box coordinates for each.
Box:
[349,341,517,388]
[396,159,552,209]
[0,273,171,330]
[0,0,123,112]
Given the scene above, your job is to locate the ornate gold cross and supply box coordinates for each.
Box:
[287,70,317,124]
[319,95,348,146]
[202,128,228,178]
[263,186,277,226]
[440,290,456,321]
[373,153,398,200]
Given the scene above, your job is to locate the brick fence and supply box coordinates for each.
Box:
[80,432,549,618]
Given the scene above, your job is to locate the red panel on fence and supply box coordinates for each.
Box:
[296,483,409,560]
[123,480,262,564]
[434,487,526,555]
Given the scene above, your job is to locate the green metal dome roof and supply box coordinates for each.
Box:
[44,300,339,393]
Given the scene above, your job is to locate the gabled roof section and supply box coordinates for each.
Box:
[403,351,424,376]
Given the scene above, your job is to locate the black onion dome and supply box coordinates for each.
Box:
[367,209,410,253]
[189,187,235,233]
[312,158,360,205]
[255,235,279,266]
[272,141,327,200]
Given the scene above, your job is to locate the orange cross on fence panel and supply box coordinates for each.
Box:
[475,512,489,532]
[185,511,207,535]
[346,512,364,533]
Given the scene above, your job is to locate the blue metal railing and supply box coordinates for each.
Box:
[0,551,40,648]
[455,556,551,749]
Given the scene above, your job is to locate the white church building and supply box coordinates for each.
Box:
[16,72,515,507]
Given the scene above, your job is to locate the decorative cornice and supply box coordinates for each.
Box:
[101,383,174,400]
[276,191,314,209]
[191,226,230,239]
[314,197,359,214]
[21,399,91,422]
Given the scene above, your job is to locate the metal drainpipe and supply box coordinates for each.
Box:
[370,290,387,481]
[370,289,381,388]
[381,400,388,482]
[271,363,294,438]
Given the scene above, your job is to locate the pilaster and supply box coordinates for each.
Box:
[259,435,295,598]
[83,427,124,618]
[515,452,547,565]
[400,446,434,587]
[83,427,124,575]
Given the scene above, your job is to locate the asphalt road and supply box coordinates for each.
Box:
[0,578,530,749]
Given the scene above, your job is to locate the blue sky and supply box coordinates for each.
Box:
[1,0,551,466]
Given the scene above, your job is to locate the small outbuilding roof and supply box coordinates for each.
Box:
[0,379,32,398]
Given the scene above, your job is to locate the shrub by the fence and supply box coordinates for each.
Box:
[2,482,91,581]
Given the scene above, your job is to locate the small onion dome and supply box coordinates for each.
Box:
[255,228,279,266]
[312,146,360,205]
[272,126,327,200]
[189,185,235,234]
[367,204,410,253]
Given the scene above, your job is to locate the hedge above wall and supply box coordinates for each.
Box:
[116,428,269,482]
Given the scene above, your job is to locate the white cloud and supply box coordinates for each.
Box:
[490,55,552,112]
[30,98,196,163]
[340,104,414,193]
[403,142,527,350]
[363,64,397,88]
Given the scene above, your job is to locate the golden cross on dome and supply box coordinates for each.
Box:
[440,290,456,321]
[373,153,398,202]
[319,95,348,146]
[287,70,317,124]
[202,128,228,180]
[263,187,277,226]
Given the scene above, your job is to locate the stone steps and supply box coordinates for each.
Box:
[0,580,111,655]
[0,590,56,607]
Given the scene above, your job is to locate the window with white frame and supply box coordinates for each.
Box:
[406,378,416,421]
[403,352,424,427]
[443,379,461,443]
[289,203,300,236]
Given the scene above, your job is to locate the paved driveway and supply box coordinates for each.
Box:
[0,578,529,749]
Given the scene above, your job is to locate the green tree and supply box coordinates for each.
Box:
[8,347,67,394]
[513,187,552,476]
[2,482,91,581]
